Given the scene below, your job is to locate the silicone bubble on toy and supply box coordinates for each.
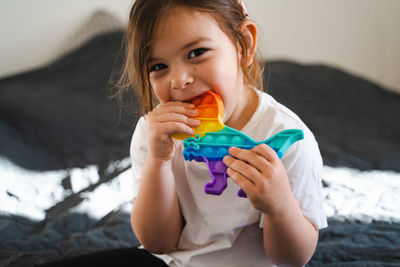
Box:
[172,91,304,198]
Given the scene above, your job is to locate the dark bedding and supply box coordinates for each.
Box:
[1,31,399,266]
[266,61,400,172]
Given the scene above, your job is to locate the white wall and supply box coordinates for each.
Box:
[1,0,399,93]
[0,0,133,78]
[247,0,400,93]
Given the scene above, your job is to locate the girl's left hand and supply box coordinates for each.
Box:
[223,144,293,216]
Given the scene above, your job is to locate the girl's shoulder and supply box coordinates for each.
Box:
[243,90,310,139]
[260,91,304,128]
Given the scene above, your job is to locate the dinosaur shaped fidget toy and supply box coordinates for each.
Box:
[173,91,304,198]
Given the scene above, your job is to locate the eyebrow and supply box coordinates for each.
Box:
[182,37,211,50]
[148,37,211,64]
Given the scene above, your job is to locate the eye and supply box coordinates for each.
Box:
[149,63,167,72]
[188,48,208,59]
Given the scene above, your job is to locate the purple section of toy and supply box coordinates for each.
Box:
[196,156,246,197]
[196,156,229,195]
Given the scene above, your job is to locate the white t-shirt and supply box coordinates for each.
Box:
[130,90,328,267]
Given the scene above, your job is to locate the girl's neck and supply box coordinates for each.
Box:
[225,86,259,131]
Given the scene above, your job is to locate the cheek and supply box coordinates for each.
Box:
[214,49,241,84]
[206,57,239,90]
[212,62,242,121]
[209,56,241,94]
[149,75,169,104]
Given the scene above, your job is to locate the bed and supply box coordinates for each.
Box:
[1,19,400,266]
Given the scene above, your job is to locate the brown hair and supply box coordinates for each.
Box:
[113,0,264,115]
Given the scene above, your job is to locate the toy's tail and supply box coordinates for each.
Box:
[264,129,304,159]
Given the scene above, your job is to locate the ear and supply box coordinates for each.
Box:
[239,20,258,67]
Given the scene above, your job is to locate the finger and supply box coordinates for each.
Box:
[227,146,271,173]
[155,113,200,128]
[163,101,195,108]
[251,143,280,163]
[162,101,198,112]
[223,155,260,185]
[156,103,199,118]
[156,121,196,136]
[227,167,255,194]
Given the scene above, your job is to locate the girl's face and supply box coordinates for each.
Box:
[148,7,258,130]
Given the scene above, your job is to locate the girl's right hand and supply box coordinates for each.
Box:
[145,101,200,161]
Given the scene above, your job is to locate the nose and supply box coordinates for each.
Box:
[170,65,194,90]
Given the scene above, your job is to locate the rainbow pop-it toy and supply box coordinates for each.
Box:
[174,91,304,197]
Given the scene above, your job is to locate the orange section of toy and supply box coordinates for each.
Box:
[172,91,225,140]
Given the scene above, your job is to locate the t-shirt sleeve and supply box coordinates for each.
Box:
[259,127,328,230]
[130,116,148,198]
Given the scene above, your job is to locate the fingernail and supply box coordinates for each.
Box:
[229,147,238,154]
[190,119,200,126]
[223,156,231,164]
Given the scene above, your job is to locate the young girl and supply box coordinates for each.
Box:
[121,0,327,266]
